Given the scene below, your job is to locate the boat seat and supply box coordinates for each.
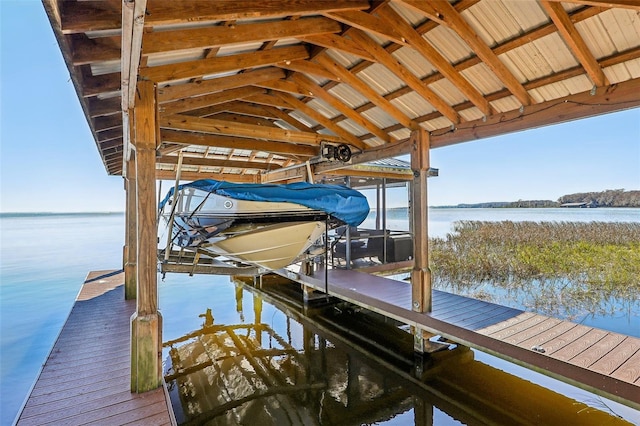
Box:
[332,229,390,262]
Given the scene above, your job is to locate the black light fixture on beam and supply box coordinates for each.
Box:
[321,142,352,163]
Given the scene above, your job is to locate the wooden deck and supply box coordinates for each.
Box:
[276,267,640,410]
[15,270,174,426]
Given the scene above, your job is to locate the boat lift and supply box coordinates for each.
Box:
[158,159,421,277]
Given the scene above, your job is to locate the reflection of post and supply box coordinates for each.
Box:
[235,283,244,322]
[199,308,214,327]
[410,129,432,313]
[413,395,434,426]
[346,354,361,407]
[253,294,263,346]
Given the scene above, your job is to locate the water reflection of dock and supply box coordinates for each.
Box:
[163,280,634,425]
[273,268,640,411]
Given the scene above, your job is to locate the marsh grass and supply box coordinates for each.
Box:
[430,221,640,320]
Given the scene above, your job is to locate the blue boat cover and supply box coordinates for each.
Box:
[159,179,370,227]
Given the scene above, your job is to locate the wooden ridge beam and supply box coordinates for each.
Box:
[160,86,267,115]
[155,170,260,182]
[59,0,369,34]
[157,67,285,103]
[142,17,341,55]
[143,1,369,26]
[161,114,346,146]
[140,45,309,83]
[160,129,318,157]
[157,155,282,170]
[205,112,280,128]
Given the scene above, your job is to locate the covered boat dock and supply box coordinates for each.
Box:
[25,0,640,422]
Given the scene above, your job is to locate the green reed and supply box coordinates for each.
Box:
[429,221,640,319]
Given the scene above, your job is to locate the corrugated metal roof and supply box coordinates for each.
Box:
[42,0,640,180]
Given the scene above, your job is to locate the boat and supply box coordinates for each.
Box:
[158,179,369,270]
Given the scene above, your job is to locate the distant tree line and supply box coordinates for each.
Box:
[558,189,640,207]
[435,189,640,208]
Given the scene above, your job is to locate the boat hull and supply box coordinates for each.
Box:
[201,221,326,270]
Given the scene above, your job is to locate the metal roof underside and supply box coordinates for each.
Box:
[42,0,640,182]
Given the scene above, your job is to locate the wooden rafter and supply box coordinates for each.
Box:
[290,74,393,143]
[298,34,376,61]
[272,91,368,150]
[540,1,609,87]
[399,0,534,107]
[544,0,640,11]
[254,79,309,97]
[376,5,492,117]
[325,10,407,45]
[315,54,418,130]
[348,28,461,124]
[260,105,316,132]
[321,4,603,130]
[275,59,340,81]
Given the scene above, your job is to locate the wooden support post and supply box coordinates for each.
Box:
[124,152,137,300]
[410,129,433,355]
[410,129,432,314]
[130,79,163,393]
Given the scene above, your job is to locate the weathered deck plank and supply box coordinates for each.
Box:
[277,267,640,409]
[16,270,174,426]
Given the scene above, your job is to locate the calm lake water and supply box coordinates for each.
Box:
[1,209,638,425]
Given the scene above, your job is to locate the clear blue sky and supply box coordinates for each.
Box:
[1,1,639,212]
